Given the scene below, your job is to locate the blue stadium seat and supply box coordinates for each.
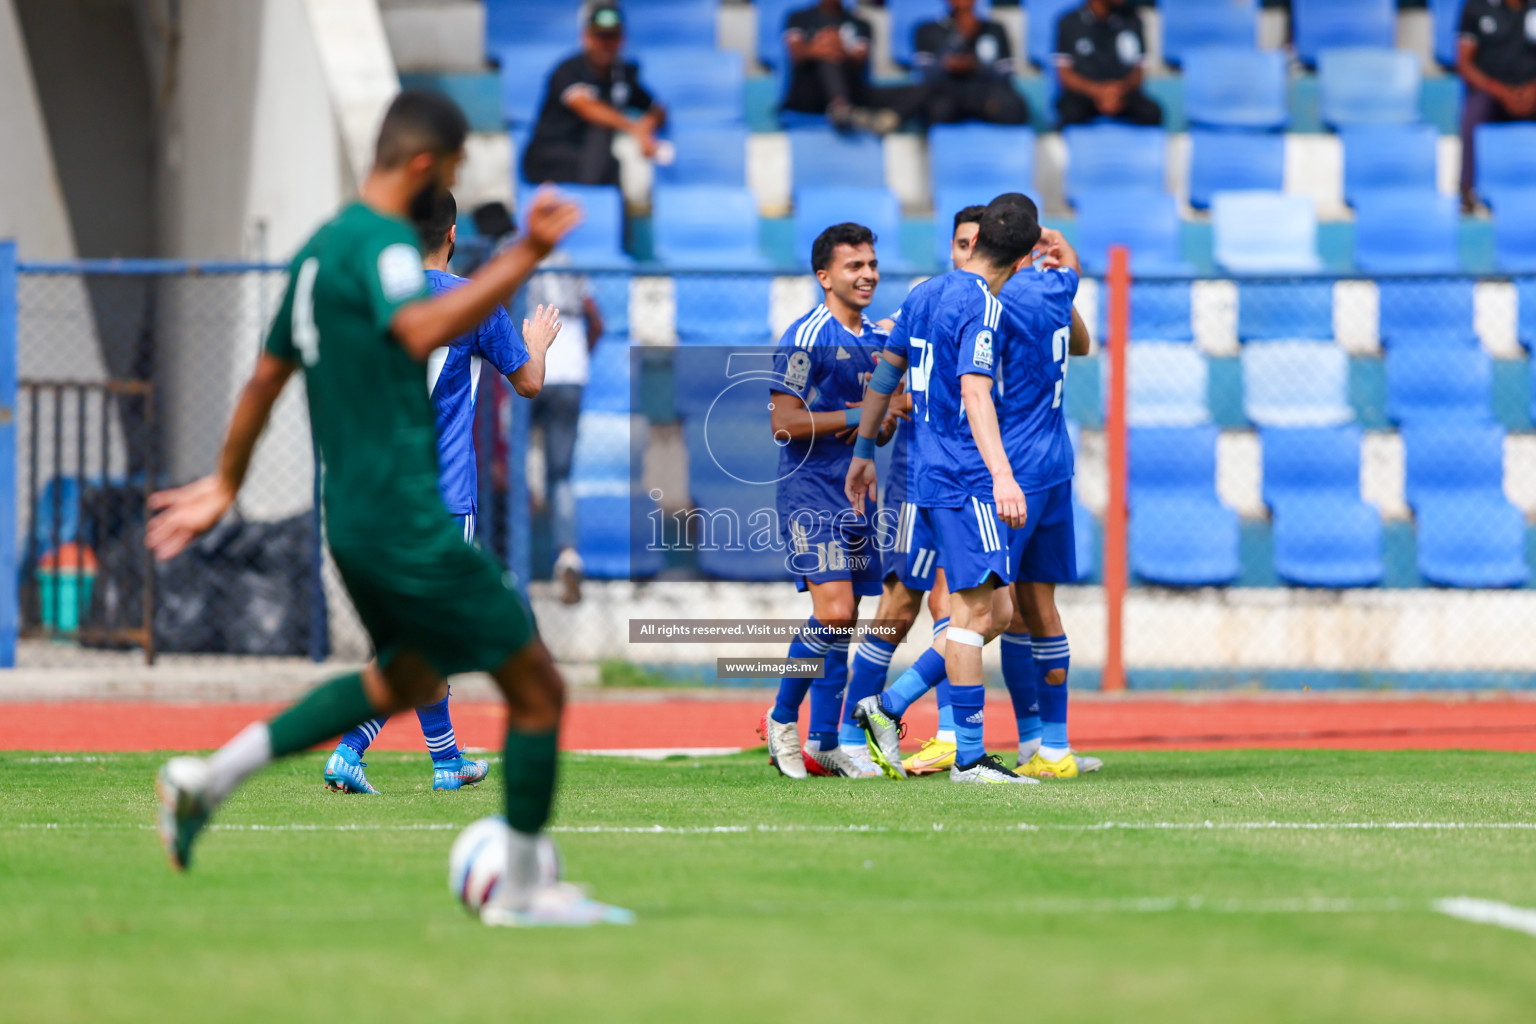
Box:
[498,45,568,128]
[1188,129,1285,210]
[789,127,885,187]
[1212,192,1323,274]
[1404,421,1505,506]
[1075,191,1189,274]
[655,124,748,186]
[1430,0,1466,68]
[1261,425,1364,508]
[653,185,766,268]
[485,1,576,53]
[1160,0,1260,67]
[928,124,1035,197]
[1237,281,1333,340]
[1376,279,1479,348]
[1124,343,1210,426]
[1073,497,1097,581]
[1386,347,1493,425]
[1027,0,1083,70]
[1493,189,1536,273]
[588,273,632,339]
[1292,0,1396,67]
[1182,47,1288,130]
[674,276,776,345]
[755,0,799,68]
[1242,342,1352,427]
[1318,48,1422,127]
[1520,278,1536,351]
[1262,427,1383,591]
[520,184,628,265]
[1129,426,1240,585]
[793,186,905,270]
[1101,281,1195,342]
[1064,124,1165,206]
[574,491,665,579]
[579,347,636,415]
[683,414,794,581]
[1403,423,1527,588]
[1474,123,1536,209]
[639,48,744,124]
[890,0,993,67]
[1353,190,1461,274]
[626,0,718,50]
[1341,124,1439,207]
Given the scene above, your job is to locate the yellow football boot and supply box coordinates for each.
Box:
[902,737,957,776]
[1018,750,1080,779]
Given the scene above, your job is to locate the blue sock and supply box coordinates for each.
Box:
[936,682,955,736]
[809,640,849,750]
[339,716,385,756]
[1001,632,1042,748]
[842,635,896,746]
[949,683,988,765]
[416,689,460,762]
[882,646,947,716]
[771,617,832,725]
[1034,634,1071,753]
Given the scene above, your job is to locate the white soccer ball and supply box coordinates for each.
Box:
[448,816,561,913]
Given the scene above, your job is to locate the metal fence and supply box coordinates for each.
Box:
[8,252,1535,689]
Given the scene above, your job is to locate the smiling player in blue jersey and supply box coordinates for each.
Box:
[758,222,898,780]
[323,190,561,796]
[847,196,1040,784]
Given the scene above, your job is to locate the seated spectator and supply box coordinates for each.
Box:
[521,3,667,187]
[781,0,922,133]
[1456,0,1536,212]
[912,0,1029,125]
[1054,0,1163,128]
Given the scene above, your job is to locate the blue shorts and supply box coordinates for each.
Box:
[883,500,940,592]
[1009,480,1077,584]
[786,517,883,596]
[921,498,1014,593]
[454,513,477,544]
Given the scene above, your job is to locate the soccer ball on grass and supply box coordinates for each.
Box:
[448,815,561,913]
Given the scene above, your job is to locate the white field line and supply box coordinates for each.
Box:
[1433,898,1536,937]
[9,820,1536,834]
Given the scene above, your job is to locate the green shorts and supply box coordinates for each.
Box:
[330,522,536,677]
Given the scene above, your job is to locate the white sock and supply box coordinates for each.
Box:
[505,829,542,906]
[1039,745,1071,761]
[1018,738,1041,762]
[936,729,956,744]
[842,742,869,756]
[205,722,272,803]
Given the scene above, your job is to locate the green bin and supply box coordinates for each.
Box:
[37,569,95,633]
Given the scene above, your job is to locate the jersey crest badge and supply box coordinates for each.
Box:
[973,329,994,370]
[784,349,811,391]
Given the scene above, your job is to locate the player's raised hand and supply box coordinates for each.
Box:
[1034,228,1066,268]
[846,457,877,516]
[522,304,562,354]
[993,474,1028,530]
[523,188,582,256]
[145,476,236,561]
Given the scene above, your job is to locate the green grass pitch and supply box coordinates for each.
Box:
[4,749,1536,1022]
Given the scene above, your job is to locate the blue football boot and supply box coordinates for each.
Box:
[323,744,380,794]
[433,754,490,791]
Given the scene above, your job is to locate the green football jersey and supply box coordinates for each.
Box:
[265,201,441,542]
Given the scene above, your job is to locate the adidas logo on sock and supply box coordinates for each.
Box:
[964,712,984,724]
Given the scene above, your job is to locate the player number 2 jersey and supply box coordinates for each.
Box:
[995,266,1079,492]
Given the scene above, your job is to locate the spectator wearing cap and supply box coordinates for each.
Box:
[521,3,667,186]
[912,0,1029,126]
[1053,0,1162,128]
[780,0,924,133]
[1456,0,1536,211]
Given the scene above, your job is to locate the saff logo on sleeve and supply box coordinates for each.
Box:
[378,243,425,302]
[973,329,994,370]
[784,349,811,391]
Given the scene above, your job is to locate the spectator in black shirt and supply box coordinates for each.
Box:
[1054,0,1162,128]
[912,0,1029,126]
[1456,0,1536,211]
[780,0,920,133]
[520,3,667,187]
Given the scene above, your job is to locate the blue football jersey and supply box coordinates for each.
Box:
[886,269,1003,509]
[996,267,1079,492]
[883,306,911,506]
[425,270,529,515]
[771,304,886,531]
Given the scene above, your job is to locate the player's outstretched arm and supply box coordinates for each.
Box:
[770,390,864,442]
[960,372,1027,529]
[390,190,580,361]
[509,303,560,398]
[845,348,908,515]
[146,353,296,560]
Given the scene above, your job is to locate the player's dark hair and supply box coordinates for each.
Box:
[416,189,457,253]
[812,222,877,273]
[971,197,1041,270]
[987,191,1039,221]
[952,205,987,236]
[374,90,469,170]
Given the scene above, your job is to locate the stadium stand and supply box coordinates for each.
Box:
[1187,129,1285,211]
[1317,48,1424,127]
[889,0,994,68]
[1429,0,1465,68]
[1128,425,1242,586]
[640,48,745,124]
[1376,278,1479,348]
[1181,46,1289,131]
[1159,0,1260,68]
[754,0,801,69]
[1110,280,1195,342]
[1262,425,1385,587]
[652,185,766,267]
[1236,280,1334,341]
[1386,347,1493,425]
[792,186,906,268]
[1124,343,1210,427]
[1212,192,1323,274]
[1340,123,1440,208]
[498,45,565,127]
[1352,190,1462,274]
[1063,123,1166,206]
[485,0,575,53]
[1494,191,1536,273]
[1075,191,1189,274]
[789,126,885,187]
[520,184,628,265]
[625,0,719,51]
[1474,123,1536,210]
[1291,0,1397,68]
[1404,423,1530,588]
[1025,0,1081,70]
[1242,342,1353,427]
[654,124,749,186]
[927,123,1035,199]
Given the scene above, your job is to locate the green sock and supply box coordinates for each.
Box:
[267,672,377,758]
[503,728,559,835]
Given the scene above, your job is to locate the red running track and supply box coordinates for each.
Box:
[5,696,1536,752]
